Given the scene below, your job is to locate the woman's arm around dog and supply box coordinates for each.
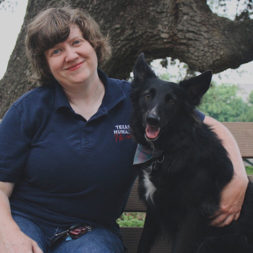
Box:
[0,182,43,253]
[204,116,248,227]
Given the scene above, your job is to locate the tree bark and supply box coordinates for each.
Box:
[0,0,253,116]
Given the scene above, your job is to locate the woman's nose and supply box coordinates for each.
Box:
[65,47,78,62]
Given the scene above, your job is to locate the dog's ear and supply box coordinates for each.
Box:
[133,53,157,82]
[179,71,212,106]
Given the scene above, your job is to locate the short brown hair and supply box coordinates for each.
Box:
[25,6,111,85]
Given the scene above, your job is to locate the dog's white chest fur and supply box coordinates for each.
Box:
[143,166,157,203]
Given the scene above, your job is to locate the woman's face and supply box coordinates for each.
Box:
[45,24,98,89]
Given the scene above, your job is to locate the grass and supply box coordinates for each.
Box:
[246,166,253,175]
[117,212,145,227]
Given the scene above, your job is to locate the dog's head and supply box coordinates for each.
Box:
[130,53,212,144]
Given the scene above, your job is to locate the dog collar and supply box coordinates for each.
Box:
[133,144,163,165]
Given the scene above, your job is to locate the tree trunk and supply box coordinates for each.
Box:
[0,0,253,117]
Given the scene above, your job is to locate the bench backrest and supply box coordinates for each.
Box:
[121,122,253,253]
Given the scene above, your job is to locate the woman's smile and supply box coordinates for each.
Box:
[65,61,84,71]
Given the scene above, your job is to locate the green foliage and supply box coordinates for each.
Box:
[117,212,145,227]
[248,91,253,104]
[198,83,253,122]
[246,166,253,175]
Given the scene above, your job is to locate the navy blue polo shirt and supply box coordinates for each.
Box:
[0,71,137,229]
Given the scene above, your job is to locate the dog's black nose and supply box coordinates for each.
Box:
[146,112,160,126]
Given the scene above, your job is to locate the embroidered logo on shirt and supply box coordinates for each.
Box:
[113,124,132,142]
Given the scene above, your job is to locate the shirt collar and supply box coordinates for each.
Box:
[98,69,126,113]
[53,69,127,114]
[54,81,72,111]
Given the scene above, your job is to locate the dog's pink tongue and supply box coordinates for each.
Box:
[145,125,160,139]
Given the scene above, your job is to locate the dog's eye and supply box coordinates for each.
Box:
[144,94,152,103]
[143,89,155,104]
[165,94,174,104]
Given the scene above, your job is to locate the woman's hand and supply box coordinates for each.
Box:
[0,182,43,252]
[210,173,248,227]
[204,116,249,227]
[0,227,43,253]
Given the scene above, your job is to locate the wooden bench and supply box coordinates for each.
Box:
[121,122,253,253]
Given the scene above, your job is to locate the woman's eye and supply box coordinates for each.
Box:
[73,40,81,46]
[51,48,61,56]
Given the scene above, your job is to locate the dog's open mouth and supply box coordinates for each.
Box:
[145,124,160,141]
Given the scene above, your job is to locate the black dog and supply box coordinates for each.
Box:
[130,53,253,253]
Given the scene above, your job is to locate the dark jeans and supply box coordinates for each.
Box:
[13,214,125,253]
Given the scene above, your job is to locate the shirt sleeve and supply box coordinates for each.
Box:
[195,109,205,121]
[0,105,31,182]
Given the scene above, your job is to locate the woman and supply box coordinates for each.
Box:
[0,6,248,253]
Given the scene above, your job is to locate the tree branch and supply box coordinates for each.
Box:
[0,0,253,117]
[102,0,253,78]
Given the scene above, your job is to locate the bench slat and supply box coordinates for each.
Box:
[223,122,253,158]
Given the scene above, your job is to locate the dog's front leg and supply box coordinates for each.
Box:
[172,212,204,253]
[137,208,160,253]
